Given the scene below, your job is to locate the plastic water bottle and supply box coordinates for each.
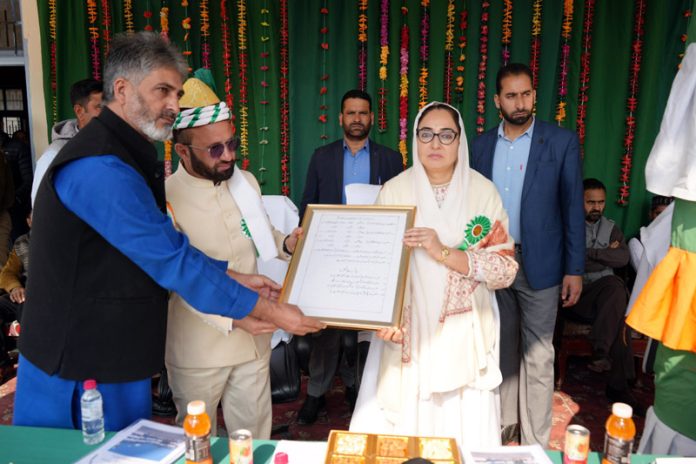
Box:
[81,379,105,445]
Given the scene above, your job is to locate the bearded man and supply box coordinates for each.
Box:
[14,32,322,432]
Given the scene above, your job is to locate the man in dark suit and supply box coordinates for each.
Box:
[470,63,585,446]
[297,89,402,424]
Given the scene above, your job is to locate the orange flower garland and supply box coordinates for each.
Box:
[501,0,513,65]
[220,0,235,131]
[418,0,430,109]
[358,0,368,91]
[443,0,455,104]
[476,1,490,134]
[529,0,542,89]
[279,0,290,195]
[554,0,573,126]
[576,0,595,157]
[86,0,100,80]
[378,0,389,132]
[100,0,111,56]
[453,8,468,105]
[237,0,250,170]
[160,2,170,41]
[200,0,211,68]
[180,1,192,72]
[256,4,271,186]
[123,0,134,33]
[398,2,409,165]
[49,0,57,126]
[318,3,329,141]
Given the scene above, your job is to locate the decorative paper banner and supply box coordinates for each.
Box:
[554,0,573,126]
[237,0,250,170]
[443,0,455,104]
[200,0,210,68]
[576,0,595,157]
[617,0,646,206]
[280,0,290,196]
[476,1,490,135]
[418,0,430,109]
[453,8,468,105]
[358,0,368,91]
[501,0,512,65]
[530,0,542,89]
[378,0,389,132]
[318,3,329,141]
[256,2,271,186]
[398,1,409,165]
[123,0,135,33]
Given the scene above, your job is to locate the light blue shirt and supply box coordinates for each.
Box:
[491,118,535,243]
[341,139,371,204]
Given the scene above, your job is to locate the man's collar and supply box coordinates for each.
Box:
[343,138,370,153]
[497,117,536,140]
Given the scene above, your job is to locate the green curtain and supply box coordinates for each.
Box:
[36,0,690,237]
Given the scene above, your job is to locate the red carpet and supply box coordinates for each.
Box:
[0,356,651,452]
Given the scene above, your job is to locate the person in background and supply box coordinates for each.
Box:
[3,130,32,241]
[14,31,323,432]
[350,101,517,448]
[31,78,103,206]
[470,62,585,446]
[297,89,402,425]
[0,150,13,266]
[166,71,302,438]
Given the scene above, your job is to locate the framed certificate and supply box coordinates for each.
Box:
[280,205,416,330]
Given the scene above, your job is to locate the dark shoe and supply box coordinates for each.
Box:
[297,394,325,425]
[345,386,357,410]
[501,423,520,445]
[152,397,177,417]
[606,386,646,417]
[588,357,612,373]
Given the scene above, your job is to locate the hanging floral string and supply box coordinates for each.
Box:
[123,0,134,33]
[501,0,513,65]
[279,0,290,195]
[358,0,368,91]
[180,1,192,72]
[443,0,455,104]
[220,0,235,132]
[236,0,250,169]
[378,0,389,132]
[318,3,329,141]
[100,0,111,56]
[200,0,211,68]
[143,0,154,31]
[49,0,58,126]
[530,0,543,89]
[680,9,692,65]
[256,3,271,185]
[453,8,468,106]
[86,0,101,81]
[617,0,646,206]
[575,0,595,157]
[160,1,170,41]
[418,0,430,109]
[554,0,573,126]
[476,1,490,134]
[398,2,409,165]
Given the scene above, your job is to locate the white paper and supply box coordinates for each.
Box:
[76,419,185,464]
[655,460,696,464]
[463,445,554,464]
[288,210,406,324]
[271,440,328,464]
[345,183,381,205]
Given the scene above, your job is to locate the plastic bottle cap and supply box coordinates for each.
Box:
[612,402,633,418]
[187,400,206,415]
[274,452,289,464]
[83,379,97,390]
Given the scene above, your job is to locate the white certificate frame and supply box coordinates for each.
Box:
[280,205,415,330]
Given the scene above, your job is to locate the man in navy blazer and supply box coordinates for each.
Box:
[470,63,585,446]
[297,89,402,424]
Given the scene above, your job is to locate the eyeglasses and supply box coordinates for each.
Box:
[416,128,459,145]
[187,136,240,159]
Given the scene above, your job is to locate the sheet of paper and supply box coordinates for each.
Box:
[345,183,381,205]
[271,440,328,464]
[462,444,554,464]
[288,210,406,324]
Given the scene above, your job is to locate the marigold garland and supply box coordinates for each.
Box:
[554,0,573,125]
[200,0,211,68]
[443,0,455,104]
[398,2,409,165]
[237,0,250,170]
[378,0,389,132]
[318,3,329,141]
[100,0,111,56]
[49,0,58,126]
[575,0,595,157]
[501,0,513,65]
[164,138,173,178]
[476,1,490,134]
[160,2,170,41]
[453,8,468,105]
[358,0,368,91]
[418,0,430,109]
[180,1,192,72]
[279,0,290,195]
[617,0,646,206]
[256,3,271,186]
[86,0,101,81]
[123,0,134,33]
[220,0,235,131]
[530,0,543,89]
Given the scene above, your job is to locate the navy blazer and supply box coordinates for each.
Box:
[470,119,585,290]
[299,138,403,218]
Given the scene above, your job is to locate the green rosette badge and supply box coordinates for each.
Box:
[458,215,491,251]
[240,218,253,239]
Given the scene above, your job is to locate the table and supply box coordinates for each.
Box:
[0,424,660,464]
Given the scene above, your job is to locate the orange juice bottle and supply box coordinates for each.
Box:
[602,402,635,464]
[184,400,213,464]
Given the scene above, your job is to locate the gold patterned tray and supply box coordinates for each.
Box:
[325,430,462,464]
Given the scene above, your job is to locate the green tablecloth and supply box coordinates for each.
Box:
[0,424,660,464]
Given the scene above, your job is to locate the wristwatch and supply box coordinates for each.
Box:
[438,247,450,263]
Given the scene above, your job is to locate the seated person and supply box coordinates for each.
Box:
[564,179,638,408]
[0,210,30,369]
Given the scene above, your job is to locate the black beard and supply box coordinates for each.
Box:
[586,211,602,223]
[501,109,532,126]
[343,122,371,141]
[189,151,235,184]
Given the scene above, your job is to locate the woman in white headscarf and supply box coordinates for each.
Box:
[350,102,518,448]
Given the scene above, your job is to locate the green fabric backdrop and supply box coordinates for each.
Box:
[36,1,692,236]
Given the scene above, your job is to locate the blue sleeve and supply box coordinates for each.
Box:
[53,155,259,318]
[560,133,586,276]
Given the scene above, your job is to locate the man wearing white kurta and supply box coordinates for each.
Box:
[166,73,300,437]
